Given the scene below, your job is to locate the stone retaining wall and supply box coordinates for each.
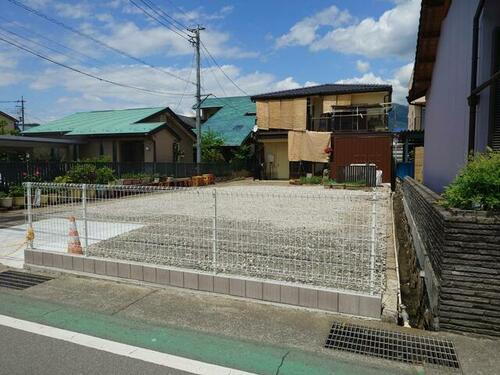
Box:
[402,177,500,336]
[24,249,382,319]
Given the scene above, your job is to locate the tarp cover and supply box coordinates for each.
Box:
[288,130,331,162]
[257,98,306,130]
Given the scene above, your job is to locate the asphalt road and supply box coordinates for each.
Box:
[0,325,191,375]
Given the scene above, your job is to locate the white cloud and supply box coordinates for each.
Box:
[0,71,24,87]
[336,63,413,103]
[0,50,19,69]
[28,60,317,116]
[275,5,352,48]
[356,60,370,73]
[173,6,234,25]
[0,50,27,86]
[53,2,92,19]
[90,21,257,59]
[274,77,301,90]
[311,0,419,58]
[24,0,52,8]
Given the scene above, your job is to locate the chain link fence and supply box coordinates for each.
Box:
[24,182,388,295]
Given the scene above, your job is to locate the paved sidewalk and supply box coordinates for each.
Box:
[0,269,416,375]
[0,268,498,374]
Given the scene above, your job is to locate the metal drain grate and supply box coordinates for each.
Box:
[325,322,460,369]
[0,270,52,290]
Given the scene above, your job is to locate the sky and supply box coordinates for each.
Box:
[0,0,420,123]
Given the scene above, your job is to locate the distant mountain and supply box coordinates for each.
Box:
[388,103,408,132]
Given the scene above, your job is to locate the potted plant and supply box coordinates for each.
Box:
[0,191,12,209]
[9,185,25,207]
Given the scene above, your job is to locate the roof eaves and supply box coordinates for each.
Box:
[251,84,393,101]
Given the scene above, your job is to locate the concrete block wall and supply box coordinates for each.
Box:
[402,177,500,337]
[24,249,382,319]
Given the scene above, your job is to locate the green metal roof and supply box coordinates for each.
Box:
[198,96,256,146]
[23,107,167,136]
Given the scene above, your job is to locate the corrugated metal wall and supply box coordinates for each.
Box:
[330,133,393,183]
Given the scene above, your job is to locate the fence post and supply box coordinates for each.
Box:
[82,184,89,254]
[212,189,218,274]
[26,182,33,250]
[369,189,377,295]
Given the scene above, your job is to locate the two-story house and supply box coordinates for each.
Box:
[409,0,500,192]
[251,84,393,181]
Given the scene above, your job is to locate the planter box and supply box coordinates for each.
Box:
[402,177,500,337]
[40,195,48,205]
[0,197,13,208]
[12,196,24,207]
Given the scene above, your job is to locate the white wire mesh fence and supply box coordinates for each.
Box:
[24,182,388,295]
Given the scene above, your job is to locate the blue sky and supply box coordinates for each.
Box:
[0,0,420,122]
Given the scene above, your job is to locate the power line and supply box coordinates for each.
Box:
[201,48,229,98]
[200,41,248,96]
[163,0,192,24]
[0,26,89,65]
[137,0,189,34]
[6,0,195,86]
[129,0,190,41]
[0,15,106,65]
[0,36,188,97]
[175,51,196,112]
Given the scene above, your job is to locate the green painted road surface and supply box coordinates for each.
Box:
[0,291,410,375]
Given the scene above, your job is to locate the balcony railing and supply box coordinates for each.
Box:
[309,115,388,132]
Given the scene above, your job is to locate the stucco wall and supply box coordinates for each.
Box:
[424,0,499,193]
[153,130,174,162]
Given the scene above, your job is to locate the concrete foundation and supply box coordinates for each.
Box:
[24,249,382,319]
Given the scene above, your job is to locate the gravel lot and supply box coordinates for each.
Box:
[75,185,390,294]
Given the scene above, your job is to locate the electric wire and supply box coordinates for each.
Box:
[0,15,105,65]
[136,0,189,35]
[174,51,196,112]
[129,0,190,41]
[0,26,89,65]
[0,36,189,97]
[6,0,196,85]
[200,41,248,96]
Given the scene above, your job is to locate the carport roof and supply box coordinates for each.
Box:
[22,107,168,136]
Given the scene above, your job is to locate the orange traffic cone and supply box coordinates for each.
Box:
[68,216,83,255]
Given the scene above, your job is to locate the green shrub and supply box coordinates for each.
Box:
[67,164,97,183]
[95,167,115,184]
[54,164,115,185]
[299,176,323,185]
[0,191,9,198]
[9,185,24,197]
[442,151,500,211]
[54,175,72,184]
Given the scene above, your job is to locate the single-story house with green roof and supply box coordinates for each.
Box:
[198,96,256,160]
[23,107,195,163]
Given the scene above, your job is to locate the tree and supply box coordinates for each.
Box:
[201,130,225,162]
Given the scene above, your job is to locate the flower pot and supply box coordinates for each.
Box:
[70,190,82,200]
[86,189,96,199]
[49,194,60,204]
[0,197,13,208]
[12,196,24,207]
[40,194,49,205]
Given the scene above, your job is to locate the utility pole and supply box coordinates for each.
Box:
[188,25,205,166]
[20,96,25,132]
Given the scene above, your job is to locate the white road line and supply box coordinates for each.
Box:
[0,314,255,375]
